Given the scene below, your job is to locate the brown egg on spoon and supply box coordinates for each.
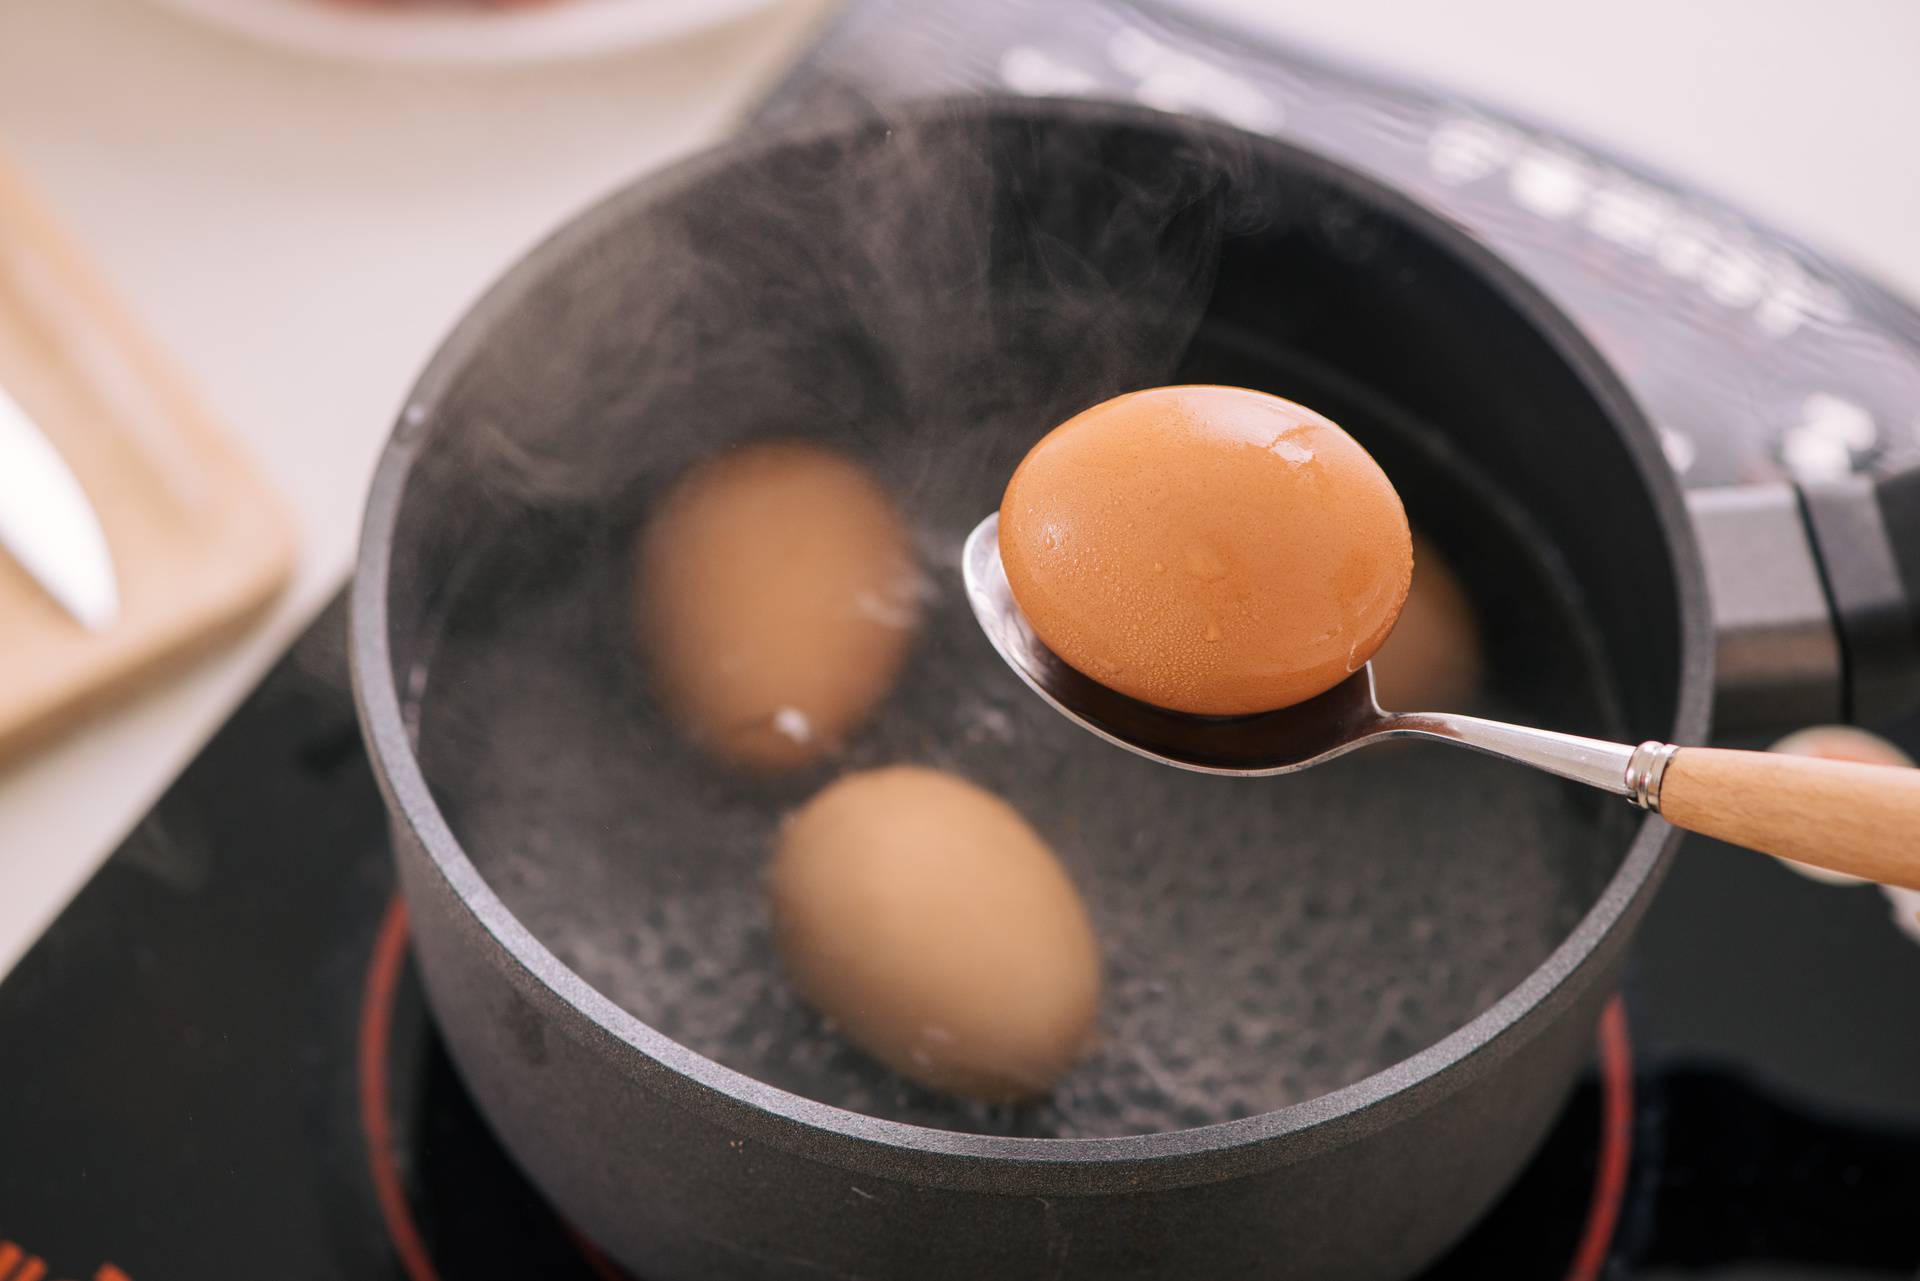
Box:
[999,385,1413,716]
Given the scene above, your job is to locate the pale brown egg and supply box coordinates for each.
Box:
[635,441,921,772]
[770,765,1101,1102]
[999,385,1413,716]
[1369,533,1484,711]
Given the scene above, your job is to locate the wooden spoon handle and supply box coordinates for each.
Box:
[1655,747,1920,889]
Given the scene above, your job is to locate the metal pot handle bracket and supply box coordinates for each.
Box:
[1691,464,1920,735]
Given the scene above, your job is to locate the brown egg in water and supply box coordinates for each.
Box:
[1369,533,1484,712]
[770,765,1102,1102]
[999,386,1413,716]
[635,441,921,772]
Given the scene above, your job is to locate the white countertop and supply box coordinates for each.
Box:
[3,0,1918,976]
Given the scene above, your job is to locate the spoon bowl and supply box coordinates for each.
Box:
[966,513,1392,775]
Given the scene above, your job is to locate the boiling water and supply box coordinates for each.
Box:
[415,324,1634,1139]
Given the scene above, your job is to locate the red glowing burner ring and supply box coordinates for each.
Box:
[359,894,1633,1280]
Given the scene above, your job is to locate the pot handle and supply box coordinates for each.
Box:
[1801,465,1920,723]
[1689,463,1920,734]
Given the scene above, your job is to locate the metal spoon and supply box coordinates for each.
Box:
[963,513,1920,890]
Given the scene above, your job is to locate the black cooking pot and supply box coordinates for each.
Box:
[350,98,1920,1280]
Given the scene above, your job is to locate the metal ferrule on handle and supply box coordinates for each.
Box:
[1625,741,1679,812]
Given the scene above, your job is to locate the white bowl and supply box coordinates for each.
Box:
[147,0,791,67]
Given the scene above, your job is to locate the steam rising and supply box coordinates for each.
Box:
[430,100,1265,517]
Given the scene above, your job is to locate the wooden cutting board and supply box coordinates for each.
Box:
[0,152,292,761]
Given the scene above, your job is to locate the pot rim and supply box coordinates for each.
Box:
[349,95,1713,1193]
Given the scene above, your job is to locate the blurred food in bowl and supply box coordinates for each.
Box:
[146,0,794,66]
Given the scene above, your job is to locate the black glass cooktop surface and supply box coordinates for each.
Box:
[2,598,1916,1281]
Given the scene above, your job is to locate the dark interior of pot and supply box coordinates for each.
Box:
[379,102,1680,1139]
